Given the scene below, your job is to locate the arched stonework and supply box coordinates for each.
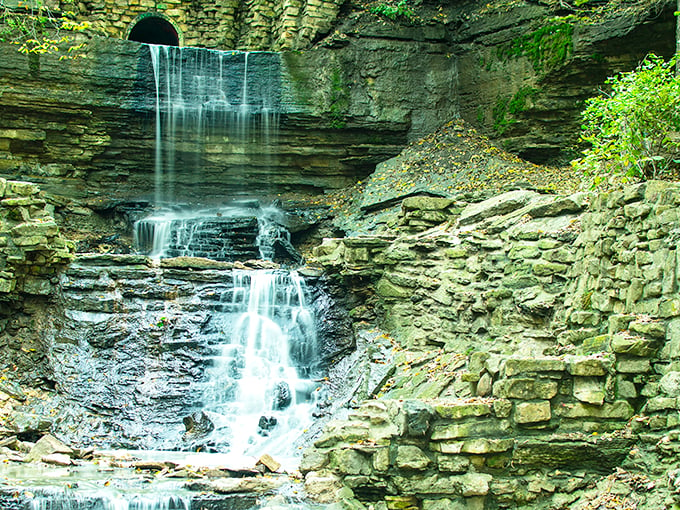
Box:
[126,13,182,47]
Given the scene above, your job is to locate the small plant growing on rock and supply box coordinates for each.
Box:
[575,54,680,185]
[370,0,415,22]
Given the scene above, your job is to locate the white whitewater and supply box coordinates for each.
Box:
[200,270,319,462]
[29,493,190,510]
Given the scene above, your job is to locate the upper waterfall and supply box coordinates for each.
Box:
[148,45,282,205]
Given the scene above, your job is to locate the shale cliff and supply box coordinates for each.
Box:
[0,0,675,213]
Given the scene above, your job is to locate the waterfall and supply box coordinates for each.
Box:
[29,492,190,510]
[195,270,320,459]
[147,45,281,205]
[138,44,315,460]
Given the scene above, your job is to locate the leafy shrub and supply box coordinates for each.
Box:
[575,54,680,184]
[370,0,415,22]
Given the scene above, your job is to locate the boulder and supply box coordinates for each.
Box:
[256,454,281,473]
[182,411,215,443]
[24,434,73,463]
[258,416,278,436]
[272,382,292,410]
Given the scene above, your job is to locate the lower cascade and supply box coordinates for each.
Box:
[190,269,321,458]
[133,204,301,263]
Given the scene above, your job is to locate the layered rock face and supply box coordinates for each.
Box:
[2,253,353,449]
[0,35,456,205]
[452,1,676,162]
[1,1,674,209]
[308,181,680,508]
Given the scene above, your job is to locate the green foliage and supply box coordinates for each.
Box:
[492,87,538,134]
[0,0,89,58]
[498,21,573,73]
[370,0,415,22]
[575,54,680,184]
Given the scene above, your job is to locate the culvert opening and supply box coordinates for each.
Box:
[128,16,180,46]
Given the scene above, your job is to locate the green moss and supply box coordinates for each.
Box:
[281,52,314,106]
[328,68,349,129]
[498,21,574,74]
[492,86,538,135]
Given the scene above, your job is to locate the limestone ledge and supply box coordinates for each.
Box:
[302,386,636,508]
[0,179,74,296]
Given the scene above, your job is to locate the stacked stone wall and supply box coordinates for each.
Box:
[302,353,639,509]
[314,190,586,357]
[309,181,680,508]
[65,0,343,50]
[0,179,74,297]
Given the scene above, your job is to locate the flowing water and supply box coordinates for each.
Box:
[141,43,320,463]
[8,43,323,510]
[148,45,281,205]
[197,270,320,460]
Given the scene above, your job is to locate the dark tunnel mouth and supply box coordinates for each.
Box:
[128,14,180,46]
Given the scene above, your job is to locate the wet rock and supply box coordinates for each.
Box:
[258,416,278,436]
[183,411,215,442]
[24,434,73,463]
[42,453,73,466]
[160,257,235,270]
[132,460,178,471]
[272,382,292,410]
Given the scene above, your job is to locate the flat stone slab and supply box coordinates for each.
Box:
[186,476,284,494]
[459,190,540,226]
